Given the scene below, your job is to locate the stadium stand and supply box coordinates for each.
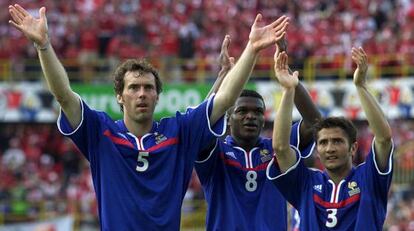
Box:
[0,0,414,82]
[1,0,414,230]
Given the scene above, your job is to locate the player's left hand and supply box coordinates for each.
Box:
[248,14,289,53]
[352,47,368,87]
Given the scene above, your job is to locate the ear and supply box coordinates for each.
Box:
[116,94,123,104]
[155,94,159,105]
[350,142,358,157]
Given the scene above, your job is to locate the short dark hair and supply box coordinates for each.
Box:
[113,59,163,111]
[313,117,357,144]
[239,89,265,108]
[227,89,266,115]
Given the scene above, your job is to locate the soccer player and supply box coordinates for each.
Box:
[8,4,289,230]
[268,48,394,230]
[194,38,321,230]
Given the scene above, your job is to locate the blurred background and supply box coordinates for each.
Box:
[0,0,414,230]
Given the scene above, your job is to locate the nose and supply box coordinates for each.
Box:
[245,111,257,120]
[326,141,335,153]
[137,87,146,98]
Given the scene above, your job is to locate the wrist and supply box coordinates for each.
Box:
[34,37,50,51]
[282,86,296,92]
[354,83,367,89]
[246,41,260,55]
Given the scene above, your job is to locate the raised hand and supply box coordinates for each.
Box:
[9,4,48,46]
[274,51,298,89]
[276,34,288,53]
[249,14,289,53]
[352,47,368,87]
[218,35,235,72]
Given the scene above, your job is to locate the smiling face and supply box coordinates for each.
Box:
[316,127,357,174]
[116,71,159,124]
[229,96,265,143]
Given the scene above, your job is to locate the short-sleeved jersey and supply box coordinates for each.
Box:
[57,95,225,230]
[195,121,314,231]
[267,139,394,230]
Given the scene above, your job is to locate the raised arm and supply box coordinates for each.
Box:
[275,40,321,149]
[209,14,289,124]
[352,47,393,170]
[272,51,298,173]
[8,4,80,128]
[205,35,235,99]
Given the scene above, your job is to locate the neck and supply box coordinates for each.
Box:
[124,117,153,137]
[326,164,352,184]
[232,136,258,151]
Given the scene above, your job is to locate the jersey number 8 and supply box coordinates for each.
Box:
[245,170,257,192]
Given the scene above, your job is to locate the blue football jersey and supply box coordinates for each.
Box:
[195,121,314,231]
[267,139,394,230]
[57,95,225,230]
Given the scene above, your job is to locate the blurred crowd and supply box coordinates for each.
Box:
[1,0,414,81]
[0,124,97,223]
[1,121,414,228]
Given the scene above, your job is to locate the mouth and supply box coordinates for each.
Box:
[243,123,258,130]
[136,103,149,110]
[326,156,338,161]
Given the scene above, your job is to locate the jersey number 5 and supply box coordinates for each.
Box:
[136,151,149,172]
[326,208,338,228]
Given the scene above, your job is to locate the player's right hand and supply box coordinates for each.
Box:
[274,51,298,89]
[218,35,235,72]
[8,4,49,47]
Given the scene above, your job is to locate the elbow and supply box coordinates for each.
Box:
[273,143,291,156]
[53,90,74,107]
[375,127,392,144]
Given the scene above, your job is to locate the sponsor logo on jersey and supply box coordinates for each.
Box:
[154,132,167,144]
[260,149,272,162]
[225,152,237,159]
[347,181,360,196]
[313,184,323,193]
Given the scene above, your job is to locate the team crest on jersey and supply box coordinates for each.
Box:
[154,132,167,144]
[260,149,272,163]
[347,181,360,196]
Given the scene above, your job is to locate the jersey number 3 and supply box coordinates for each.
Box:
[136,151,149,172]
[326,208,338,228]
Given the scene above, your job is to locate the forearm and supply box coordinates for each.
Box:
[38,44,75,102]
[217,43,256,102]
[205,68,229,99]
[356,86,391,141]
[294,82,321,146]
[210,43,257,122]
[37,43,80,128]
[294,83,321,125]
[274,88,295,152]
[273,88,297,172]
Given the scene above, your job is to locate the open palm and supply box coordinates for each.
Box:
[249,14,289,52]
[352,47,368,87]
[274,51,298,89]
[218,35,235,71]
[9,4,48,45]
